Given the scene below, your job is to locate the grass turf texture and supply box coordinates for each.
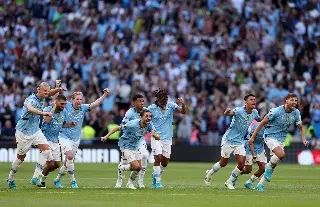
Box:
[0,162,319,207]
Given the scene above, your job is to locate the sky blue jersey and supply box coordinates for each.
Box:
[118,119,156,150]
[222,106,260,145]
[245,121,265,155]
[41,106,65,143]
[147,102,179,141]
[16,93,45,135]
[59,102,90,142]
[264,105,302,143]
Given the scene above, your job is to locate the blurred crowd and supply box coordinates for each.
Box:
[0,0,320,146]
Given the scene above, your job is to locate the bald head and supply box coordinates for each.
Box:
[36,82,51,99]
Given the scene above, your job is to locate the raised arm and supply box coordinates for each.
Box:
[224,108,235,116]
[48,80,67,97]
[27,102,52,117]
[89,88,110,110]
[176,98,188,114]
[43,105,56,123]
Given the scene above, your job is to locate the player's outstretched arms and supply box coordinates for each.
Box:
[223,108,234,116]
[296,124,309,147]
[89,88,110,110]
[151,131,160,140]
[101,126,121,142]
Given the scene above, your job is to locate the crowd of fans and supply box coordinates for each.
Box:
[0,0,320,146]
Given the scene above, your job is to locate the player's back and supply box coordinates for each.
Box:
[16,93,45,135]
[148,102,178,140]
[223,106,260,145]
[264,105,301,143]
[59,102,90,142]
[42,106,65,143]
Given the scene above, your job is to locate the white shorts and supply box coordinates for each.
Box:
[120,149,140,164]
[48,141,61,162]
[136,142,148,160]
[221,140,246,158]
[58,137,80,156]
[265,138,284,155]
[151,139,172,158]
[16,130,48,155]
[245,151,267,165]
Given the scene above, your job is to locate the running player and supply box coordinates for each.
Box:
[107,94,148,189]
[241,120,266,190]
[7,82,65,190]
[30,94,76,188]
[53,88,110,189]
[249,93,308,192]
[148,88,187,188]
[204,93,260,190]
[101,109,160,190]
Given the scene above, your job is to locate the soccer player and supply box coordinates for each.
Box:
[249,93,308,192]
[241,120,266,190]
[148,88,187,188]
[53,88,110,189]
[101,109,160,190]
[106,94,148,188]
[30,94,76,188]
[7,82,65,190]
[204,93,260,190]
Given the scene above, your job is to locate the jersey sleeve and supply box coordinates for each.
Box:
[120,120,134,131]
[25,97,38,108]
[232,107,240,117]
[169,102,180,112]
[254,110,260,121]
[81,104,91,113]
[266,108,279,122]
[43,106,51,112]
[295,110,302,125]
[121,110,132,125]
[148,122,157,132]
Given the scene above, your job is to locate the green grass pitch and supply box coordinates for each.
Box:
[0,162,319,207]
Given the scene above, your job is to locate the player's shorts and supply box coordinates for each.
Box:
[265,138,284,155]
[120,149,140,164]
[245,151,267,165]
[136,142,148,160]
[48,141,61,162]
[151,139,172,159]
[58,137,80,156]
[221,140,246,158]
[16,130,48,155]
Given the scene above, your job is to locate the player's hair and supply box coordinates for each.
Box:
[285,93,298,100]
[140,108,151,117]
[71,91,83,99]
[154,88,168,106]
[132,94,144,102]
[244,93,255,101]
[56,94,67,101]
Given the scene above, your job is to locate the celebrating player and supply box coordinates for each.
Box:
[7,82,65,190]
[148,88,187,189]
[101,109,160,189]
[30,94,76,188]
[106,94,149,188]
[53,88,110,189]
[204,93,260,190]
[241,120,266,190]
[249,93,308,192]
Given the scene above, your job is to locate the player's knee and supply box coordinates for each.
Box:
[238,163,245,171]
[47,161,55,170]
[278,152,285,160]
[38,144,50,151]
[65,151,74,160]
[17,154,26,161]
[131,163,141,171]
